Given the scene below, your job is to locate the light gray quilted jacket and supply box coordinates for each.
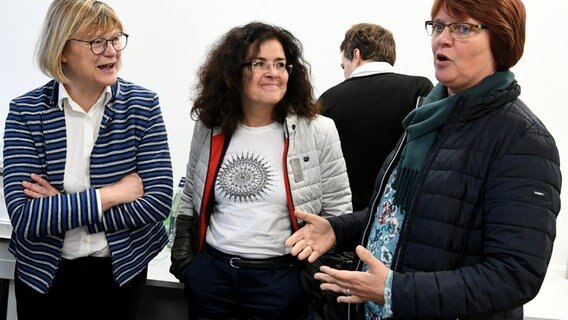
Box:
[178,114,352,220]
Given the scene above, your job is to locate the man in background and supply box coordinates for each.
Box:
[319,23,433,211]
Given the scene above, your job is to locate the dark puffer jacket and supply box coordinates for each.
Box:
[329,81,561,320]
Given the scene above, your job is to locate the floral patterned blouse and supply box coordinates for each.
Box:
[363,167,403,319]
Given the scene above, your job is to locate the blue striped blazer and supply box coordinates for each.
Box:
[3,78,173,293]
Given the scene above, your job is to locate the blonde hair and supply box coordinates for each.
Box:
[431,0,526,71]
[36,0,123,83]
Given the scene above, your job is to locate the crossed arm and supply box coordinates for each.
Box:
[22,172,143,211]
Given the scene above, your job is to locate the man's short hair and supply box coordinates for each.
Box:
[340,23,396,65]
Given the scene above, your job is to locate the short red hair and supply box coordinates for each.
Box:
[431,0,526,71]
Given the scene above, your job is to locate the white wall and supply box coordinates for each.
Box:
[0,0,566,270]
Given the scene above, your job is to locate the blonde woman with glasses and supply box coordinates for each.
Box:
[3,1,173,319]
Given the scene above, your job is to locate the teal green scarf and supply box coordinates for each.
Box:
[393,71,515,210]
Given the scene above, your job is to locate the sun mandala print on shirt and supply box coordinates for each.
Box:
[216,151,275,202]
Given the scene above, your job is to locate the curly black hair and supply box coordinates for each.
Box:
[191,22,318,134]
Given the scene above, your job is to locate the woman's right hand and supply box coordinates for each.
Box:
[285,210,336,263]
[100,172,144,211]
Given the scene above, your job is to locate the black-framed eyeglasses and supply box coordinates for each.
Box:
[242,60,293,74]
[69,33,129,55]
[425,21,486,39]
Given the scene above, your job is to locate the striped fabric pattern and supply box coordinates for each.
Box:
[3,78,173,293]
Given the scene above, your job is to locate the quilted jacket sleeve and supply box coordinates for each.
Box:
[313,115,353,216]
[170,121,207,278]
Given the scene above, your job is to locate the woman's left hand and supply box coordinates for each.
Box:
[315,245,390,304]
[22,173,60,198]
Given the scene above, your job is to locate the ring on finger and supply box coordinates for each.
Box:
[344,288,352,296]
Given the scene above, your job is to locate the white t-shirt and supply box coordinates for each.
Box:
[206,121,291,258]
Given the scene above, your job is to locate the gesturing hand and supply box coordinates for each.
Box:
[315,245,390,304]
[285,210,336,263]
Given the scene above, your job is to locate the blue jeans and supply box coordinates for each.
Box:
[183,245,313,320]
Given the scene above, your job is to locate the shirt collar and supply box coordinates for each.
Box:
[350,61,394,78]
[57,83,112,111]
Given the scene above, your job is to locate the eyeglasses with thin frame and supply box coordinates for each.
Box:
[69,33,129,55]
[242,60,293,74]
[425,21,486,39]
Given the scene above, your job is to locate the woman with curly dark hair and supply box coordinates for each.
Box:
[170,22,352,319]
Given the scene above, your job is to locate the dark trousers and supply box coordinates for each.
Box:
[183,245,313,320]
[15,257,147,320]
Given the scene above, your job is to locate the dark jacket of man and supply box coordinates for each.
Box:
[320,70,433,210]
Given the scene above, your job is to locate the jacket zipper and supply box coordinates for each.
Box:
[282,121,299,231]
[391,97,461,272]
[348,132,407,319]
